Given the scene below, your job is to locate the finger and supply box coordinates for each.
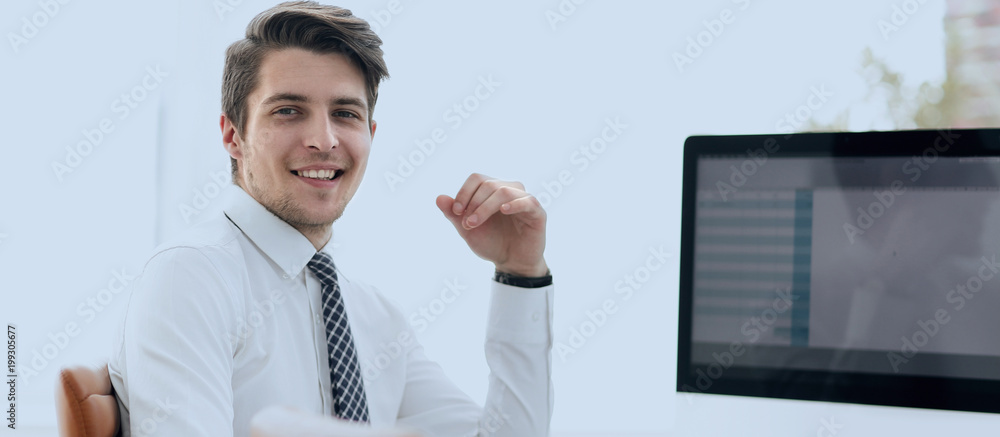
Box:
[462,179,512,222]
[498,194,546,221]
[464,186,528,229]
[467,180,525,215]
[435,194,463,229]
[451,173,489,215]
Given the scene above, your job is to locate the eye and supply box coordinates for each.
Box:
[333,110,359,119]
[274,107,299,116]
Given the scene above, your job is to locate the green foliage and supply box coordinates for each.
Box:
[810,26,966,132]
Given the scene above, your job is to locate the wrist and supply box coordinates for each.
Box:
[494,268,553,288]
[495,261,548,278]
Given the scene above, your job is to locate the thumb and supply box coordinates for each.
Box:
[435,194,463,229]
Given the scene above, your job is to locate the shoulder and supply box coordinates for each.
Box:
[130,215,247,311]
[143,215,244,277]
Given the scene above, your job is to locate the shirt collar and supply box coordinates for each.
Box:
[223,186,331,279]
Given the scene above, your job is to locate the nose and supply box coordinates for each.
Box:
[304,113,338,152]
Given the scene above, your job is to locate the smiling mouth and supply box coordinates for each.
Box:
[291,169,344,181]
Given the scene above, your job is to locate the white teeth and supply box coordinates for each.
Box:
[296,169,339,180]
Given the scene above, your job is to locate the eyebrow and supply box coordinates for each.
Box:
[260,93,368,111]
[260,92,307,106]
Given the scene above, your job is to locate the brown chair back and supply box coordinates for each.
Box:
[55,364,120,437]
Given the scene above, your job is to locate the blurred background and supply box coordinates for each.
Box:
[2,0,1000,435]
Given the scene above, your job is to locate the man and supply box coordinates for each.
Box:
[108,2,553,436]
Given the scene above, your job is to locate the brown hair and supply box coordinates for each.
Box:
[221,1,389,180]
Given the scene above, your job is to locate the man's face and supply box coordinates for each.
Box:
[225,48,375,231]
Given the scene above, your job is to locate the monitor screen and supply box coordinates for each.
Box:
[678,129,1000,413]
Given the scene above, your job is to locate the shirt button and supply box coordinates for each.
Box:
[532,312,541,322]
[282,274,290,279]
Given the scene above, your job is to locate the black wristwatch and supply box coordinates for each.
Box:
[493,269,553,288]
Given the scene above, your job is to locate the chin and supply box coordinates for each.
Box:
[256,192,345,229]
[307,205,347,225]
[280,211,342,232]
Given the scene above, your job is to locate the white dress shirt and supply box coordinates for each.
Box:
[108,186,554,436]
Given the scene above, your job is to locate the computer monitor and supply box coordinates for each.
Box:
[677,129,1000,413]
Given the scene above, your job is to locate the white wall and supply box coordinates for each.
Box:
[2,0,997,435]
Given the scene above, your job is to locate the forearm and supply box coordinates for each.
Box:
[478,281,554,437]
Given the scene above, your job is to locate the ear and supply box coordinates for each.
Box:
[221,113,246,159]
[369,119,377,140]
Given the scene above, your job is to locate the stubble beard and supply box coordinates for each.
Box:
[242,159,346,236]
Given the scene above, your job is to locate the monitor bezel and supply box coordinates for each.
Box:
[677,128,1000,414]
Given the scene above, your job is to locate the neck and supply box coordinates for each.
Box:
[236,182,333,252]
[294,224,332,251]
